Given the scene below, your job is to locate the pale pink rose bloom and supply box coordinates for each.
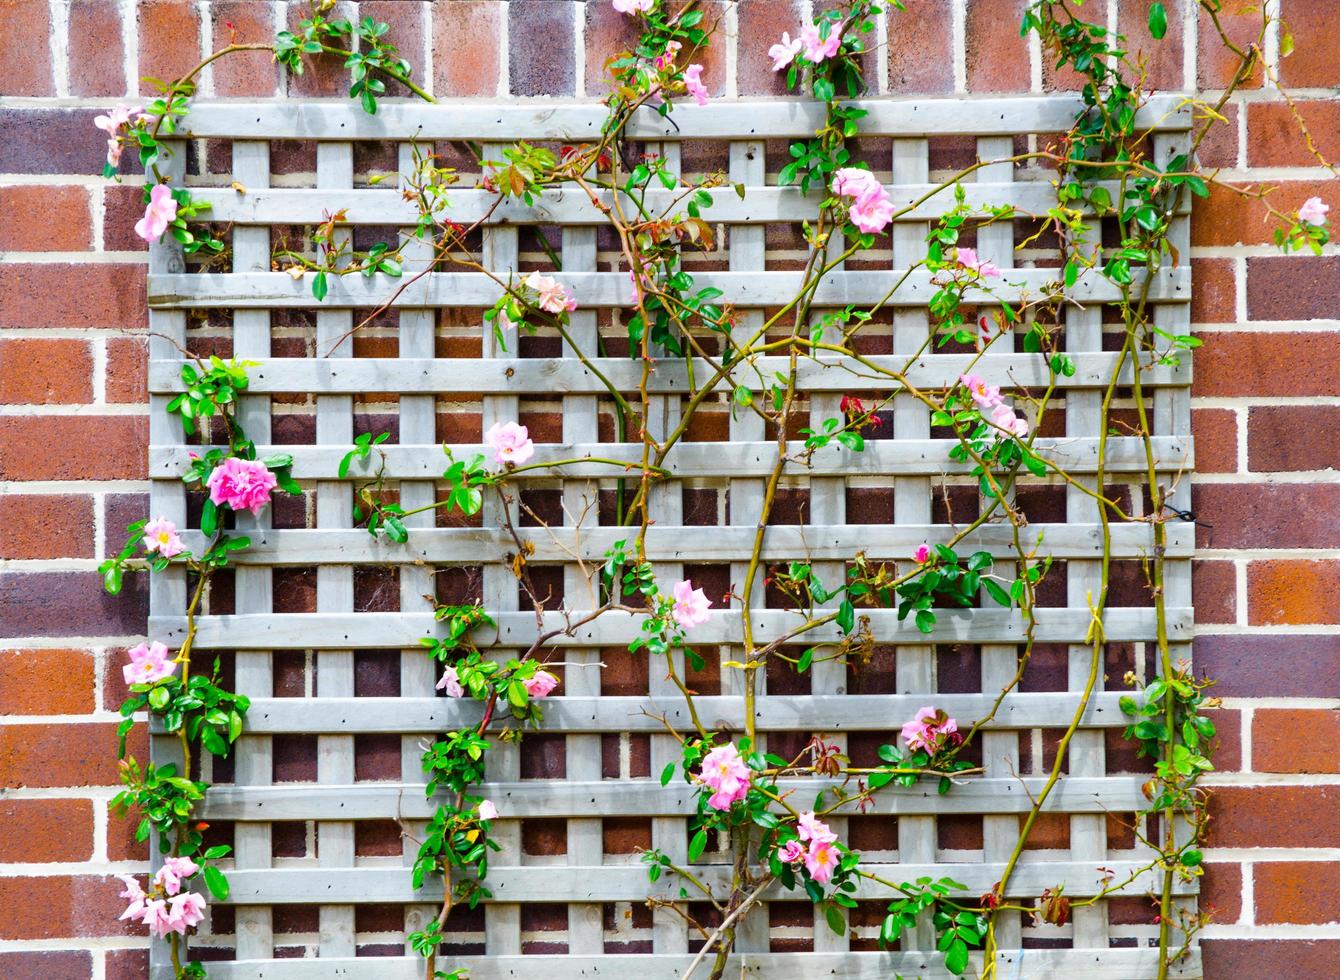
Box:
[106,138,124,168]
[913,544,932,564]
[697,743,751,811]
[612,0,654,13]
[484,420,535,467]
[142,516,186,559]
[831,167,894,234]
[143,897,178,938]
[524,272,577,314]
[123,641,177,686]
[796,810,838,845]
[778,839,805,863]
[1299,196,1330,226]
[804,840,838,884]
[800,22,841,63]
[166,892,207,933]
[670,579,712,629]
[94,105,137,135]
[683,64,709,106]
[960,373,1003,410]
[436,665,465,698]
[654,40,681,71]
[117,875,148,921]
[956,246,1003,279]
[523,669,559,699]
[478,799,499,820]
[901,706,960,753]
[990,402,1029,439]
[134,183,179,244]
[153,855,199,897]
[205,456,278,516]
[831,167,880,202]
[769,32,803,72]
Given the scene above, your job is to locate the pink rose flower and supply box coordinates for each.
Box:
[94,105,137,135]
[142,516,186,559]
[123,641,177,686]
[612,0,655,14]
[117,875,148,922]
[153,855,199,897]
[436,665,465,698]
[1299,196,1330,226]
[831,167,894,234]
[484,420,535,468]
[960,373,1003,410]
[683,64,709,107]
[206,456,278,516]
[800,22,841,63]
[901,706,960,753]
[523,669,559,699]
[166,891,207,933]
[670,578,712,629]
[697,743,751,811]
[769,32,803,72]
[990,402,1029,439]
[778,839,805,863]
[134,183,179,245]
[478,799,499,820]
[956,247,1003,279]
[913,544,932,564]
[106,138,124,168]
[654,40,682,71]
[803,839,838,884]
[796,811,838,845]
[850,192,895,234]
[524,272,577,314]
[142,897,178,938]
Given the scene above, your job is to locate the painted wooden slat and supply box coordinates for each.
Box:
[147,267,1191,310]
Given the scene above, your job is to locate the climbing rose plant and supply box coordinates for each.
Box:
[92,1,1331,978]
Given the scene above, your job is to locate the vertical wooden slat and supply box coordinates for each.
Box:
[975,134,1024,954]
[147,138,188,980]
[230,139,276,962]
[891,136,936,953]
[314,141,356,958]
[397,141,440,952]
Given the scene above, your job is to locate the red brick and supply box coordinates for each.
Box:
[0,495,95,560]
[211,1,280,97]
[509,0,574,96]
[1196,331,1340,397]
[0,874,138,939]
[0,186,92,251]
[1117,0,1186,91]
[0,649,95,714]
[1209,707,1242,773]
[0,799,93,862]
[1254,708,1340,773]
[433,1,502,97]
[1249,559,1340,625]
[1210,784,1340,847]
[106,336,149,403]
[1248,100,1340,168]
[887,0,953,94]
[1255,862,1340,924]
[1278,0,1340,88]
[1196,103,1238,169]
[103,183,150,253]
[1250,405,1340,472]
[1193,483,1340,550]
[0,264,146,330]
[1203,941,1340,978]
[1191,408,1236,473]
[285,1,355,97]
[363,1,429,98]
[0,723,133,789]
[585,0,647,95]
[1196,633,1340,698]
[1247,256,1340,322]
[0,952,93,977]
[1201,861,1242,923]
[1189,258,1235,324]
[738,0,805,96]
[0,415,147,481]
[1196,2,1265,89]
[137,0,203,96]
[1191,560,1235,624]
[965,0,1029,93]
[0,108,134,175]
[1192,179,1336,247]
[0,0,54,95]
[0,571,148,638]
[69,0,129,97]
[0,339,93,404]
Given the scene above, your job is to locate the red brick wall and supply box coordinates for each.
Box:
[0,0,1337,974]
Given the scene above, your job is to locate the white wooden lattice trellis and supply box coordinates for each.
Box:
[146,96,1199,978]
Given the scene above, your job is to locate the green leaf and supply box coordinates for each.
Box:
[687,828,708,862]
[797,647,814,673]
[944,936,969,975]
[983,578,1011,607]
[825,903,846,936]
[202,864,230,901]
[312,270,329,302]
[836,599,855,635]
[103,564,124,595]
[1148,2,1168,40]
[660,761,676,787]
[200,499,218,537]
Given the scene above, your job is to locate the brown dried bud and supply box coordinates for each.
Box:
[1040,887,1071,927]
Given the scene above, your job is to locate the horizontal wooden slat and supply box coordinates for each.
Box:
[148,352,1191,395]
[173,95,1191,140]
[147,268,1190,310]
[158,691,1147,735]
[193,948,1201,980]
[151,606,1191,652]
[189,179,1187,226]
[214,861,1194,905]
[202,776,1154,821]
[151,436,1192,481]
[174,522,1192,566]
